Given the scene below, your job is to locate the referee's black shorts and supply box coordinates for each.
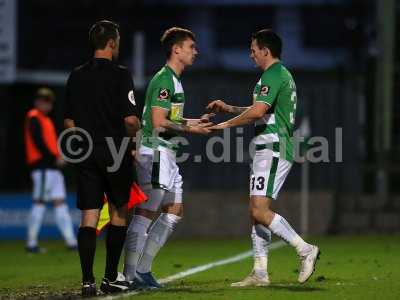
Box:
[75,145,135,210]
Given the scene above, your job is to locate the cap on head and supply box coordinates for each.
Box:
[36,87,55,102]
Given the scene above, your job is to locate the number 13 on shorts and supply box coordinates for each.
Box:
[249,150,292,200]
[250,175,266,192]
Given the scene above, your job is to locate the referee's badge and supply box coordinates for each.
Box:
[128,90,136,105]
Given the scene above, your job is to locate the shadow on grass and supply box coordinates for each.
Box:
[158,279,327,295]
[266,284,326,292]
[158,285,326,295]
[4,283,326,299]
[158,287,226,294]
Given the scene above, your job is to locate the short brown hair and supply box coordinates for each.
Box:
[161,27,195,58]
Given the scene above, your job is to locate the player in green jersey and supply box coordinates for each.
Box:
[124,27,213,289]
[208,29,319,286]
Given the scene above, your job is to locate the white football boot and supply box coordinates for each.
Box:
[298,245,320,283]
[231,270,270,287]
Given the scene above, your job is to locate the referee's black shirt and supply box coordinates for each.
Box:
[65,58,138,144]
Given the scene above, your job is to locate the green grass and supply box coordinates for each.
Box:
[0,236,399,299]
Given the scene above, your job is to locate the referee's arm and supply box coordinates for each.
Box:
[125,116,140,138]
[121,70,140,138]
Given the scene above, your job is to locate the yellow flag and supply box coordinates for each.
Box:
[96,202,110,235]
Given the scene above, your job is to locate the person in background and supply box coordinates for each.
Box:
[24,87,77,253]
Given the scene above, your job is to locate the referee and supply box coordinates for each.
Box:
[64,20,140,297]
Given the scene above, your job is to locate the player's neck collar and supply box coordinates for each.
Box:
[263,60,281,71]
[165,64,181,79]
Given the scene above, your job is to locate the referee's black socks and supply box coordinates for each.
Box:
[104,224,128,281]
[78,227,97,283]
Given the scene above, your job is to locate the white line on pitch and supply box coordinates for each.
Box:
[159,240,285,284]
[100,240,286,300]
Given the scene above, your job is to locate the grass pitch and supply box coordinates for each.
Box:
[0,235,399,299]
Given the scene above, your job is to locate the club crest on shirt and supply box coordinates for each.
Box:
[128,90,136,105]
[260,85,269,96]
[158,88,170,100]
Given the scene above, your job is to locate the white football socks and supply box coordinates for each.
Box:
[252,224,271,278]
[124,215,152,280]
[137,213,181,274]
[27,203,46,248]
[268,213,311,256]
[54,204,77,247]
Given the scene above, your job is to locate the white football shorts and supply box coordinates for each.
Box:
[31,169,66,201]
[136,145,183,212]
[250,149,292,200]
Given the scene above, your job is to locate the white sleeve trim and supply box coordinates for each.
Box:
[255,100,272,107]
[151,105,170,111]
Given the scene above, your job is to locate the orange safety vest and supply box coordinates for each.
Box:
[24,109,60,165]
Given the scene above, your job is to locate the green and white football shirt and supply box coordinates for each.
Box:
[253,61,297,162]
[141,65,185,151]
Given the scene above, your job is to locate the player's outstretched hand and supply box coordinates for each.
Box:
[188,122,213,135]
[199,113,216,123]
[197,121,214,128]
[206,100,230,113]
[208,122,230,131]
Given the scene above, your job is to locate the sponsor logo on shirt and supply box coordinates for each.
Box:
[128,90,136,105]
[158,88,170,101]
[260,85,269,96]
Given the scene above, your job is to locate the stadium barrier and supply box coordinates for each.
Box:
[0,191,335,240]
[0,193,80,239]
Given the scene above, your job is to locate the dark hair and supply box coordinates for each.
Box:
[251,29,282,58]
[89,20,119,50]
[161,27,195,58]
